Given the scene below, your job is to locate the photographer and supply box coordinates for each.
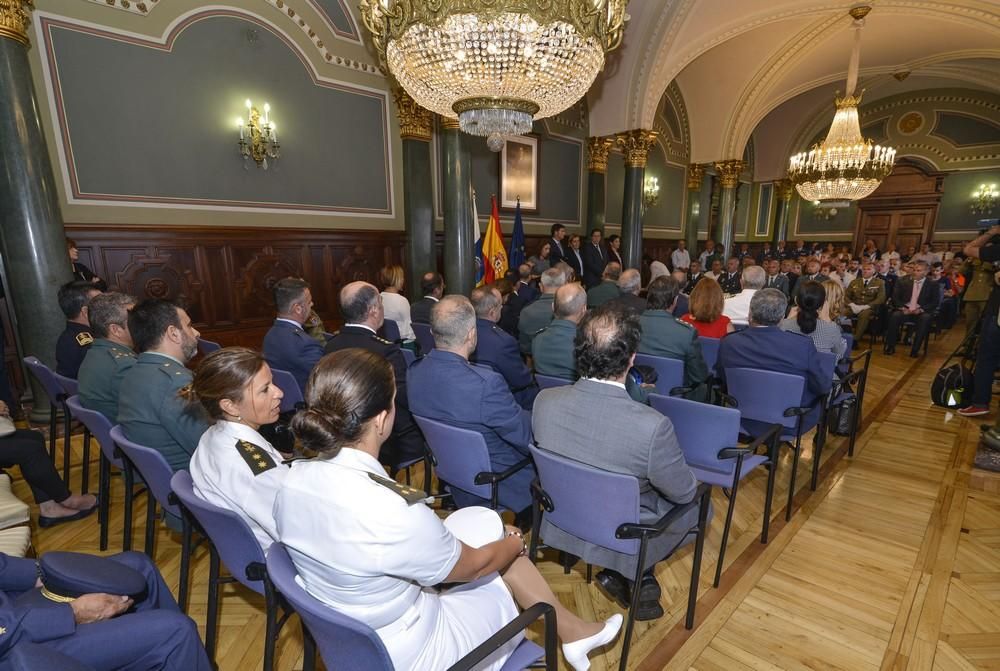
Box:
[958,224,1000,419]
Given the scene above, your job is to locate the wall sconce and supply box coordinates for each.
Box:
[812,200,839,221]
[236,99,280,169]
[971,183,998,215]
[643,175,660,209]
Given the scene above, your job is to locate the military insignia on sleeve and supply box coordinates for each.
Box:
[368,472,431,504]
[374,335,392,345]
[236,440,277,475]
[76,332,94,346]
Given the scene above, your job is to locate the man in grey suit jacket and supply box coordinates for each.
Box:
[532,306,702,620]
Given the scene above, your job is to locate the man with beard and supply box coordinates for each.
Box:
[117,299,209,472]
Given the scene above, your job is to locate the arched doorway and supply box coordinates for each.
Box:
[853,158,945,256]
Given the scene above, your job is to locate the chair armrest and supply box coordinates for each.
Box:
[447,602,557,671]
[783,405,814,417]
[834,369,865,389]
[616,483,711,539]
[245,561,266,582]
[719,422,782,460]
[848,349,872,366]
[669,385,694,397]
[530,478,553,513]
[474,457,533,486]
[717,447,751,460]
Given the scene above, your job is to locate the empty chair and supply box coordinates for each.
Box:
[171,471,290,670]
[401,347,416,368]
[22,356,67,471]
[270,368,304,413]
[698,337,721,377]
[109,426,193,609]
[632,353,684,396]
[266,541,554,671]
[648,394,781,585]
[412,322,435,355]
[197,338,222,356]
[412,415,531,511]
[55,374,90,494]
[535,374,572,391]
[528,444,711,671]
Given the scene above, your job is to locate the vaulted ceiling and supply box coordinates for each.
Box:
[587,0,1000,164]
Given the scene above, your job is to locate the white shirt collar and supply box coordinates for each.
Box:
[581,376,626,390]
[344,322,377,334]
[422,295,440,302]
[217,420,277,451]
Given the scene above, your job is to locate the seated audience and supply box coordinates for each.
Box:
[586,262,622,308]
[821,278,852,330]
[118,299,209,472]
[763,259,789,296]
[56,280,101,379]
[0,551,210,669]
[845,260,886,338]
[884,260,940,356]
[66,237,107,291]
[495,278,526,339]
[515,263,538,303]
[408,296,535,522]
[262,278,324,393]
[648,260,670,286]
[606,269,646,314]
[717,289,833,406]
[275,349,620,671]
[470,286,538,410]
[533,283,587,380]
[705,258,723,282]
[78,292,137,422]
[518,268,565,354]
[0,400,96,527]
[681,278,734,338]
[722,265,766,326]
[670,270,690,318]
[683,261,705,294]
[793,259,829,297]
[639,276,709,396]
[411,271,445,324]
[325,282,426,467]
[185,347,287,550]
[718,257,742,295]
[379,265,415,342]
[780,281,847,359]
[532,306,701,620]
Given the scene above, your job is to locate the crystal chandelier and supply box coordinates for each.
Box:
[788,6,895,205]
[359,1,628,150]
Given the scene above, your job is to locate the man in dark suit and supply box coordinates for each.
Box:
[261,278,325,393]
[884,260,940,357]
[587,262,622,308]
[792,259,828,298]
[565,234,585,281]
[606,269,646,314]
[514,264,538,304]
[670,270,690,318]
[757,242,775,265]
[639,276,709,398]
[582,229,607,289]
[548,223,568,266]
[324,281,426,467]
[410,271,445,324]
[532,306,701,620]
[470,286,538,410]
[408,295,535,523]
[718,257,742,295]
[532,283,587,380]
[717,288,833,406]
[55,280,101,379]
[780,259,799,295]
[763,259,790,296]
[683,260,705,294]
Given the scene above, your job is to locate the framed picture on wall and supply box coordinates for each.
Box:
[499,135,539,212]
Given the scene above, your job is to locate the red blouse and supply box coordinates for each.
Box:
[680,313,731,339]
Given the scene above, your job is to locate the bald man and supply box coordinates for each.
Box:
[533,283,588,380]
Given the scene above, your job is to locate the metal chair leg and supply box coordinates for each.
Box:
[761,438,780,543]
[179,516,192,613]
[686,488,711,629]
[61,399,71,485]
[144,489,156,559]
[98,453,110,552]
[302,626,317,671]
[122,458,135,552]
[48,404,57,464]
[263,580,279,671]
[714,460,743,588]
[205,546,221,663]
[422,455,432,496]
[81,429,91,495]
[786,436,801,522]
[619,536,650,671]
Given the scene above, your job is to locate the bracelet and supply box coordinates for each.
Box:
[506,530,527,557]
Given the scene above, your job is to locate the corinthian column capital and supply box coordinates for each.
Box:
[393,88,433,141]
[615,129,659,169]
[586,137,614,173]
[714,160,746,189]
[0,0,33,46]
[686,163,708,190]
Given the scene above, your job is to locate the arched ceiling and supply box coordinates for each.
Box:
[588,0,1000,163]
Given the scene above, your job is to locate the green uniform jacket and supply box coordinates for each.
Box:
[532,319,577,379]
[518,294,555,354]
[78,339,137,423]
[845,276,886,307]
[637,310,709,392]
[117,352,210,472]
[586,280,620,308]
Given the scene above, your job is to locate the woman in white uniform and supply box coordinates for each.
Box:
[183,347,288,551]
[274,349,622,671]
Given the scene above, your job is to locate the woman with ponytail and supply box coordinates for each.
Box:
[274,348,622,671]
[184,347,287,550]
[780,280,847,358]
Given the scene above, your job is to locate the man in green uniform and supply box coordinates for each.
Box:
[117,299,209,472]
[532,283,587,379]
[586,262,622,308]
[78,292,138,422]
[518,267,566,355]
[846,260,887,339]
[638,275,709,399]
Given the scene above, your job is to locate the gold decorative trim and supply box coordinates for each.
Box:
[686,163,706,190]
[439,116,461,131]
[586,137,614,173]
[41,587,76,603]
[0,0,33,46]
[452,97,540,117]
[775,178,794,201]
[393,89,432,141]
[714,159,745,189]
[848,5,872,21]
[615,129,659,168]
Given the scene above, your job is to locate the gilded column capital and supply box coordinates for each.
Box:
[775,178,795,201]
[686,163,708,190]
[439,115,461,131]
[714,159,745,189]
[615,129,659,169]
[585,137,614,174]
[0,0,33,46]
[393,89,433,141]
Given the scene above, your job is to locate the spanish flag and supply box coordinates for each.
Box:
[480,195,508,286]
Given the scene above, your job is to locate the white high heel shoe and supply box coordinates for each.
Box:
[561,614,624,671]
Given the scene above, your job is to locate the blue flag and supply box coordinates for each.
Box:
[508,199,526,271]
[473,192,484,286]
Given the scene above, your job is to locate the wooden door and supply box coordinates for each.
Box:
[854,161,945,254]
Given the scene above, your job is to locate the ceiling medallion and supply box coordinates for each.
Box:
[359,0,628,150]
[787,6,895,206]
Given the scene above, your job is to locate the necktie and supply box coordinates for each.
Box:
[908,280,922,311]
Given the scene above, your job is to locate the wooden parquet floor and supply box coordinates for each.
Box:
[10,325,998,671]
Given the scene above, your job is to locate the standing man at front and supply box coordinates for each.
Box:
[117,299,209,472]
[671,240,691,272]
[262,278,325,393]
[582,229,606,289]
[549,224,568,266]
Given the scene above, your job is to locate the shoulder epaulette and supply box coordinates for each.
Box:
[368,472,431,504]
[235,439,277,475]
[373,335,393,345]
[76,332,94,346]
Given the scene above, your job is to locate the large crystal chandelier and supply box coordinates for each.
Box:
[788,6,895,205]
[360,0,628,150]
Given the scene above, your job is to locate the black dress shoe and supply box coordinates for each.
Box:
[38,505,97,528]
[884,346,895,355]
[595,569,630,610]
[636,575,665,621]
[909,350,920,358]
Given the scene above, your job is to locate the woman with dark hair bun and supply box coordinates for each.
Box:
[779,280,847,357]
[184,347,287,550]
[275,348,621,671]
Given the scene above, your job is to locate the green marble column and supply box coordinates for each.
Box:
[773,179,793,244]
[685,164,706,255]
[0,7,73,419]
[713,160,745,263]
[585,137,612,234]
[394,91,435,302]
[616,130,658,269]
[440,118,475,296]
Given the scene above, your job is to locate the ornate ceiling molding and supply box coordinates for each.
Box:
[303,0,360,43]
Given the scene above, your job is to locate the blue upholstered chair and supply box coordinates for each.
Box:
[632,353,684,396]
[197,338,221,356]
[412,322,436,356]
